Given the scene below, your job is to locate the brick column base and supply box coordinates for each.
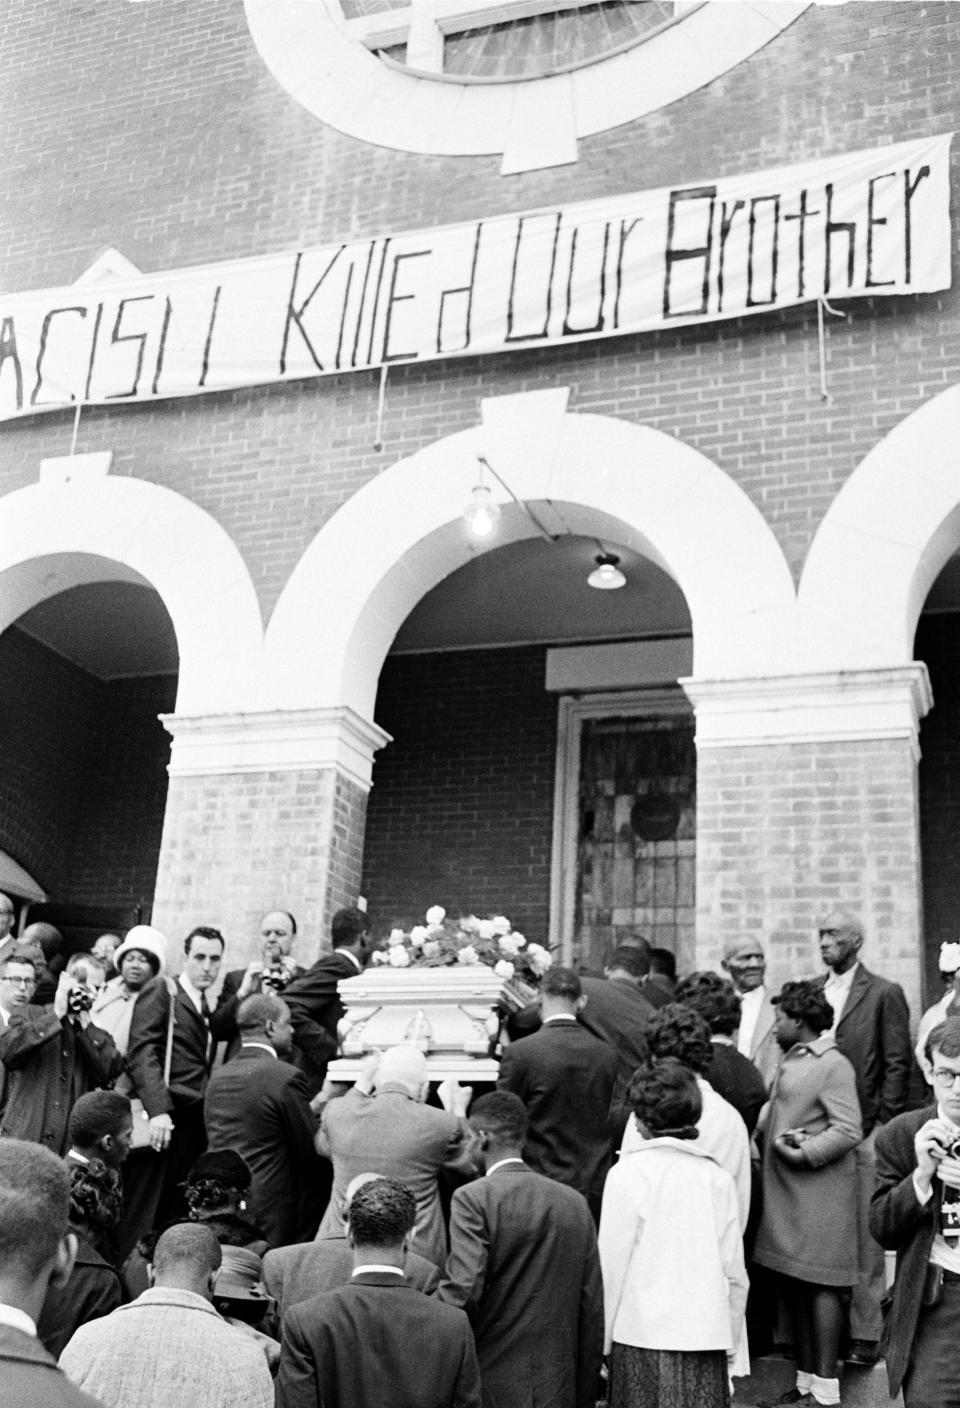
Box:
[151,708,390,966]
[683,668,933,1015]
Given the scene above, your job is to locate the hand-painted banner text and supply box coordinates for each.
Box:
[0,133,951,421]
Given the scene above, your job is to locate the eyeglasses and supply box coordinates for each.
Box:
[0,975,35,987]
[932,1068,960,1090]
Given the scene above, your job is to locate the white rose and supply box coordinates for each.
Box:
[494,959,515,980]
[457,945,480,965]
[526,943,553,975]
[498,935,520,956]
[425,905,446,926]
[371,950,387,965]
[422,940,440,958]
[491,915,511,936]
[409,925,428,944]
[476,920,496,941]
[460,916,481,935]
[511,932,526,948]
[388,945,411,967]
[388,928,406,946]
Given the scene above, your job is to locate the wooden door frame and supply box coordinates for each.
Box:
[548,688,693,962]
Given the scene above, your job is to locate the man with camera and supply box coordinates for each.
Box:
[0,951,123,1154]
[870,1015,960,1408]
[217,910,305,1060]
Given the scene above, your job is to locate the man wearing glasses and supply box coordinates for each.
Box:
[870,1016,960,1408]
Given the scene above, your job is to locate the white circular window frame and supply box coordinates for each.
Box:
[244,0,810,174]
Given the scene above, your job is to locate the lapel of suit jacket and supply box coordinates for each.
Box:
[833,963,871,1029]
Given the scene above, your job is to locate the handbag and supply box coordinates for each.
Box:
[127,981,176,1151]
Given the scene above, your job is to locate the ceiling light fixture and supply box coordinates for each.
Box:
[463,479,501,538]
[588,551,626,590]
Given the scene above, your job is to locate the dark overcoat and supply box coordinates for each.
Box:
[438,1162,603,1408]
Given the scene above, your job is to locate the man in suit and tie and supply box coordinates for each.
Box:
[721,934,780,1089]
[869,1016,960,1408]
[497,965,618,1221]
[816,908,913,1365]
[438,1091,603,1408]
[262,1171,440,1316]
[204,991,325,1246]
[276,1177,481,1408]
[127,925,236,1225]
[282,906,374,1094]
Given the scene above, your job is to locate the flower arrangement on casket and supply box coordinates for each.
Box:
[371,905,552,995]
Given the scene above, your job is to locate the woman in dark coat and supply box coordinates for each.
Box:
[38,1159,125,1358]
[753,980,862,1407]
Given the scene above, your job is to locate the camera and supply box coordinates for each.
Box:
[67,985,94,1015]
[261,965,289,994]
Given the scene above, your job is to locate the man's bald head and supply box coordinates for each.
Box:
[375,1045,430,1099]
[0,893,14,941]
[151,1223,222,1298]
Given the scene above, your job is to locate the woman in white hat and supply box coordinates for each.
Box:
[91,924,171,1257]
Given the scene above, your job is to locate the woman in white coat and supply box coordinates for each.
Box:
[598,1056,748,1408]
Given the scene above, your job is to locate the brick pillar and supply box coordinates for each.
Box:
[682,667,933,1018]
[151,708,391,968]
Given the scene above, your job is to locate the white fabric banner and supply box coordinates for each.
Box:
[0,133,951,422]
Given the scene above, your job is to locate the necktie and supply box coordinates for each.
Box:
[199,990,213,1065]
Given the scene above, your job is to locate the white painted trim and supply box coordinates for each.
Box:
[266,395,797,719]
[243,0,808,173]
[549,688,692,957]
[39,452,112,485]
[682,666,933,759]
[161,707,392,789]
[0,476,263,715]
[545,638,693,692]
[73,247,143,285]
[798,383,960,671]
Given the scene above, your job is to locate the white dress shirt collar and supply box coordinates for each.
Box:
[241,1041,278,1058]
[487,1157,525,1176]
[0,1303,37,1338]
[352,1265,404,1277]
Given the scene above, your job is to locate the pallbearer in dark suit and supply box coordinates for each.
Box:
[203,991,324,1246]
[438,1092,603,1408]
[497,966,618,1220]
[281,906,374,1094]
[276,1178,481,1408]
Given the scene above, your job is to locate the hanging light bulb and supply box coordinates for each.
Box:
[587,552,626,590]
[463,477,500,538]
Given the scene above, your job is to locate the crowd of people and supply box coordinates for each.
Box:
[1,890,959,1408]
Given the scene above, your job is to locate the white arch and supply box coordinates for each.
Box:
[266,394,797,717]
[0,476,263,714]
[799,383,960,671]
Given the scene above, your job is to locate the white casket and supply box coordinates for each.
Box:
[327,965,532,1082]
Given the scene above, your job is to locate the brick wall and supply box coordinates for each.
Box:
[696,736,924,1018]
[152,765,369,969]
[0,627,173,909]
[0,4,958,615]
[362,646,557,944]
[917,613,960,1003]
